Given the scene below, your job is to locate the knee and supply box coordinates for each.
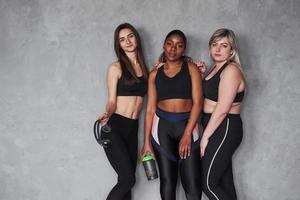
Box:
[161,181,175,192]
[191,181,202,192]
[118,173,136,189]
[202,184,210,196]
[160,176,176,193]
[126,174,136,188]
[160,179,176,199]
[184,186,202,200]
[202,179,216,197]
[182,178,202,198]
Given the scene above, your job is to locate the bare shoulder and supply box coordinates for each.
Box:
[187,61,200,74]
[149,68,158,80]
[108,61,122,78]
[109,61,121,71]
[222,62,243,78]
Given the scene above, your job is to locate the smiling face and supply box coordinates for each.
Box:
[163,34,186,62]
[118,28,137,53]
[210,36,234,63]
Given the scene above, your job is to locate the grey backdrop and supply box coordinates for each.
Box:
[1,0,300,200]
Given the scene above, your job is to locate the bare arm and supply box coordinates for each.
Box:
[179,63,203,159]
[141,70,158,157]
[200,64,243,156]
[98,63,121,124]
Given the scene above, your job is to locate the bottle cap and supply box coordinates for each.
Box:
[142,154,154,161]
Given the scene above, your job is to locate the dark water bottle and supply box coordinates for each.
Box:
[142,154,158,180]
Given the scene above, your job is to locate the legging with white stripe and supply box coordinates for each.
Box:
[201,113,243,200]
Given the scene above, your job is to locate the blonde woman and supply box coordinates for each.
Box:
[200,28,245,200]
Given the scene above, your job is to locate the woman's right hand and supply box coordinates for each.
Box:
[97,112,109,125]
[141,143,154,159]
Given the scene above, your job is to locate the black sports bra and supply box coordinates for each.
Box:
[203,63,244,102]
[155,61,192,101]
[116,76,147,97]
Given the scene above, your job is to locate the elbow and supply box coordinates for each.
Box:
[108,98,117,105]
[145,106,156,122]
[146,107,156,117]
[146,101,156,115]
[192,99,203,112]
[199,99,204,111]
[215,107,230,118]
[106,100,117,111]
[192,94,203,111]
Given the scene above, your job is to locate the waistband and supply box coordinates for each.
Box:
[202,112,241,119]
[156,108,190,122]
[110,113,139,122]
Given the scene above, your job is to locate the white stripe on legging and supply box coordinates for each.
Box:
[206,118,230,200]
[192,123,200,142]
[151,114,160,144]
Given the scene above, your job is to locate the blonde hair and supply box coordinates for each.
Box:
[209,28,242,69]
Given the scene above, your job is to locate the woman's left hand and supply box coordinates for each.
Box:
[152,62,165,70]
[179,134,191,159]
[195,60,206,78]
[200,137,209,157]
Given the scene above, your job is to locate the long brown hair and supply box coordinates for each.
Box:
[114,23,148,84]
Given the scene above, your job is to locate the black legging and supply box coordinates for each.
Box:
[201,113,243,200]
[101,113,138,200]
[151,109,202,200]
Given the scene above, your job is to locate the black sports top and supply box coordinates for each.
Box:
[203,62,244,102]
[155,61,192,101]
[116,75,147,97]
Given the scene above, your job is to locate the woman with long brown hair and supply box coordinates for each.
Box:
[98,23,148,200]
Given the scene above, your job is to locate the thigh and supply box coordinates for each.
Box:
[202,119,238,185]
[104,127,135,177]
[154,146,178,180]
[180,147,202,193]
[152,118,179,162]
[153,146,178,199]
[152,117,179,182]
[125,123,139,170]
[220,162,237,198]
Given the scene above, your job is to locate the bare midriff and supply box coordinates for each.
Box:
[115,96,144,119]
[157,99,193,113]
[203,98,242,114]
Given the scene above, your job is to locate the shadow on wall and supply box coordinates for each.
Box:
[234,32,260,200]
